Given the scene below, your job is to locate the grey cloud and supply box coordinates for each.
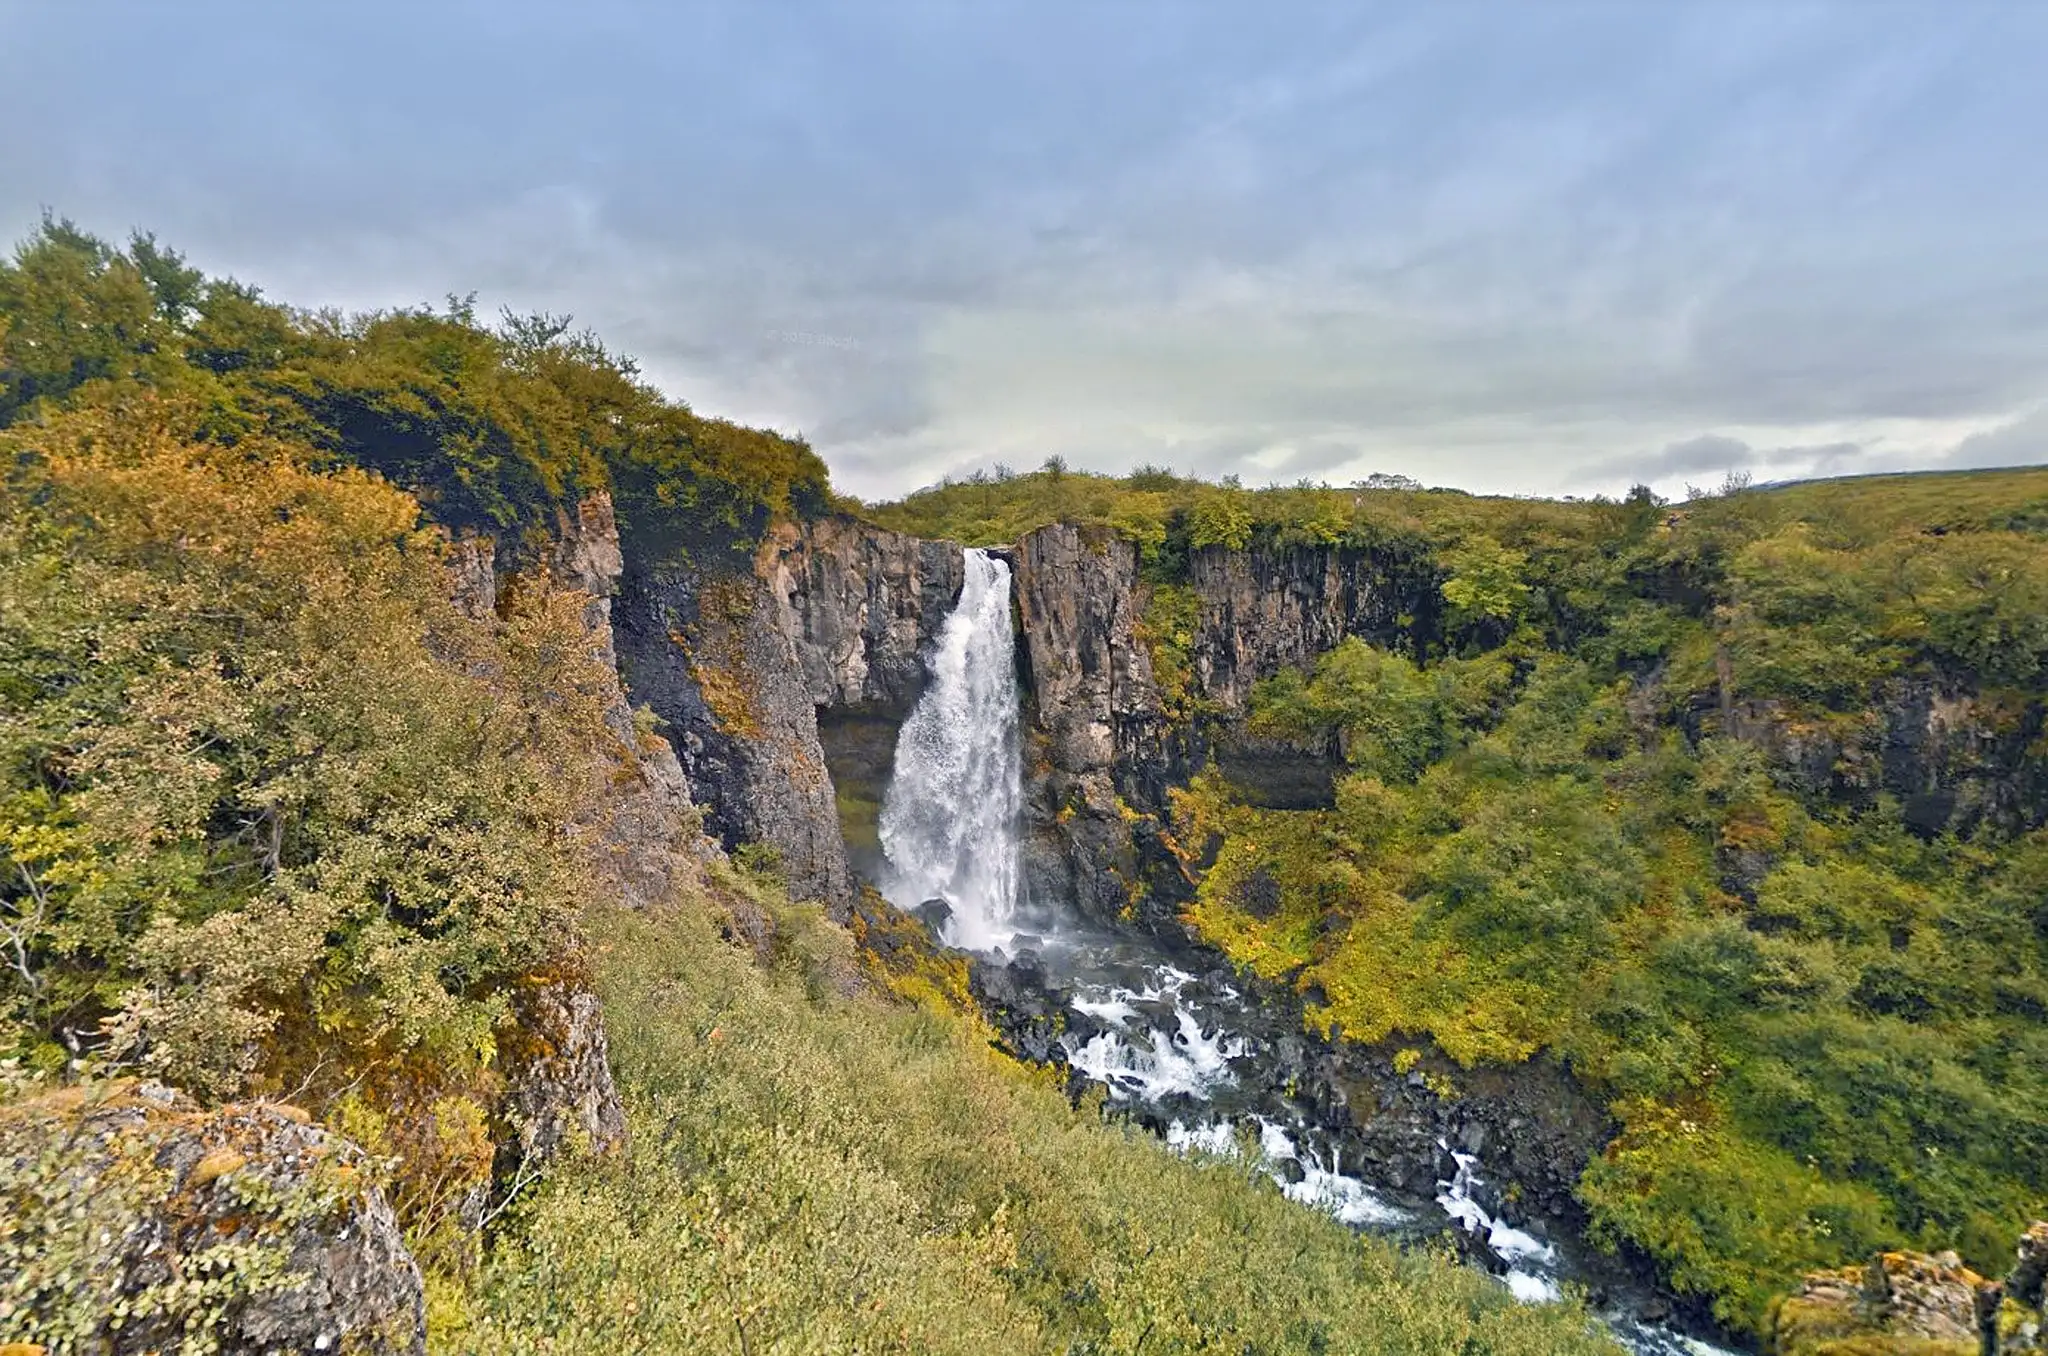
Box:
[7,5,2048,502]
[1945,407,2048,470]
[1610,434,1759,483]
[1782,441,1872,478]
[1570,435,1886,499]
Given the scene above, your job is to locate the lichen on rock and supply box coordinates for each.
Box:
[0,1081,425,1355]
[1770,1229,2048,1354]
[500,978,628,1170]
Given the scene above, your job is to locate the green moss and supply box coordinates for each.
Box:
[1138,583,1211,723]
[835,784,882,855]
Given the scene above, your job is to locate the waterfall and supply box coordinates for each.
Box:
[879,548,1023,950]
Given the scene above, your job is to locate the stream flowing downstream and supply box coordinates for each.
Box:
[878,548,1738,1356]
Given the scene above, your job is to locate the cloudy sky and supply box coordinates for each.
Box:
[5,2,2046,501]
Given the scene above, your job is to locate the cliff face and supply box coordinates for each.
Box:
[448,491,746,1171]
[596,511,1449,927]
[1711,680,2048,840]
[769,516,964,716]
[1001,531,1448,926]
[1013,524,1164,780]
[1182,541,1438,716]
[607,516,972,912]
[766,519,964,881]
[1009,524,1173,921]
[614,558,853,912]
[452,492,703,918]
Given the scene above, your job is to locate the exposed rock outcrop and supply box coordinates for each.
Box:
[1012,523,1176,925]
[614,558,853,912]
[546,492,628,617]
[447,492,626,634]
[449,533,498,620]
[999,530,1448,927]
[1870,679,2044,836]
[501,978,629,1169]
[442,493,679,1170]
[767,518,964,882]
[1014,524,1166,786]
[768,516,964,715]
[1770,1231,2048,1354]
[456,492,707,914]
[1706,679,2048,841]
[0,1081,426,1355]
[995,531,1468,926]
[1182,541,1437,716]
[2014,1224,2048,1313]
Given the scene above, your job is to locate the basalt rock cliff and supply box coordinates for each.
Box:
[769,518,965,884]
[602,512,2048,935]
[1010,523,1174,923]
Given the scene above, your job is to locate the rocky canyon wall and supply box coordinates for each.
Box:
[768,519,965,883]
[609,515,970,911]
[1180,540,1440,716]
[1003,529,1454,928]
[1008,523,1172,922]
[613,553,854,913]
[601,506,2048,933]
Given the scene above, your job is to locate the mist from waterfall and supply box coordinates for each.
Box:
[879,548,1023,950]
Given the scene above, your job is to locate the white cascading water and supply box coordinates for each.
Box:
[879,548,1023,950]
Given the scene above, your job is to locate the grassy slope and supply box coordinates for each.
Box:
[450,880,1620,1355]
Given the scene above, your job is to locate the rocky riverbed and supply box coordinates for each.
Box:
[965,915,1745,1355]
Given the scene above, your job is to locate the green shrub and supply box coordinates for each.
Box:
[1168,481,2048,1332]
